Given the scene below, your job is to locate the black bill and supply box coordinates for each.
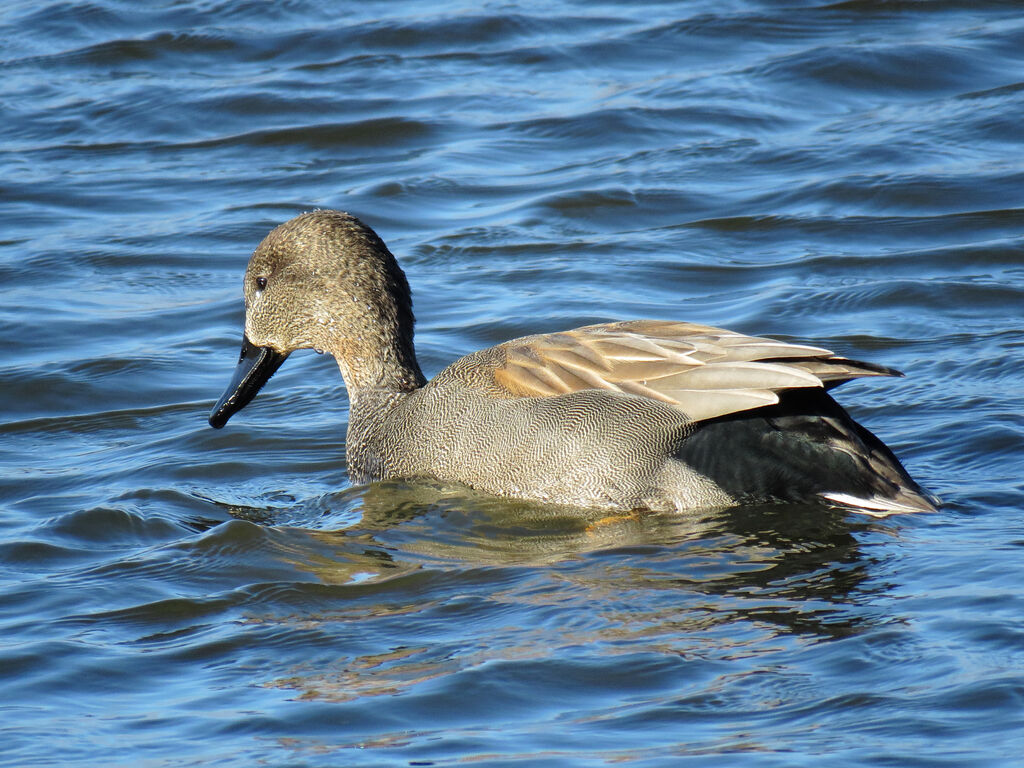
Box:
[209,335,289,428]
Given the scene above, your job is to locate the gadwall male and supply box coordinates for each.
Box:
[209,210,936,516]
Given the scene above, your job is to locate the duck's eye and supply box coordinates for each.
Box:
[255,276,268,291]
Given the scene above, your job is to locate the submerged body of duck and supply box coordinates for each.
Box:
[209,210,936,516]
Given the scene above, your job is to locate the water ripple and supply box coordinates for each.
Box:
[2,0,1023,766]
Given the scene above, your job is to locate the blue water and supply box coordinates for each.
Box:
[2,1,1023,765]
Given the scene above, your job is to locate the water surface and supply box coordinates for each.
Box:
[2,1,1023,766]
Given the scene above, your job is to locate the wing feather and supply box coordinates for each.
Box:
[491,320,900,422]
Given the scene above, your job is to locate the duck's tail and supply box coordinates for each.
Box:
[820,487,939,517]
[676,388,938,516]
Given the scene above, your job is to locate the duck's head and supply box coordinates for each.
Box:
[209,210,422,429]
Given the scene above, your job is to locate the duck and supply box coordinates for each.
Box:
[209,210,937,516]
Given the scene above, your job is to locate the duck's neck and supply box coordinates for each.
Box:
[333,325,426,397]
[339,332,424,484]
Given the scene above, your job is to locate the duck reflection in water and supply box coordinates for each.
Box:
[221,484,883,708]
